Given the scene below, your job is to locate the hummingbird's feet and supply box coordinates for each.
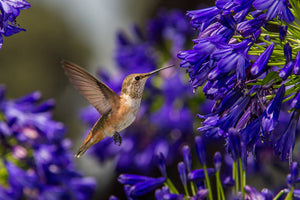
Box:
[113,132,122,146]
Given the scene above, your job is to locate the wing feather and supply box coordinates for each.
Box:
[62,60,120,115]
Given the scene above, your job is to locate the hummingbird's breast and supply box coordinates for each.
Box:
[113,94,141,132]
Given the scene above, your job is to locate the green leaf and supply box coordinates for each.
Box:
[261,71,279,86]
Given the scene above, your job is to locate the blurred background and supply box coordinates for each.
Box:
[0,0,209,199]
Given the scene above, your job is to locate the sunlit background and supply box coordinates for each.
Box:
[0,0,208,199]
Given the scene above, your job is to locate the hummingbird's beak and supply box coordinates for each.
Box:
[144,64,175,77]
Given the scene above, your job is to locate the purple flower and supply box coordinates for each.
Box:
[214,152,222,171]
[186,7,220,29]
[250,43,275,77]
[156,153,167,177]
[237,14,266,37]
[279,25,288,41]
[261,188,274,200]
[279,61,294,80]
[244,185,267,199]
[146,10,192,56]
[188,168,216,181]
[0,87,96,199]
[227,128,241,161]
[118,174,157,185]
[212,39,251,80]
[191,189,209,200]
[126,177,166,197]
[290,162,299,186]
[0,0,30,48]
[261,85,285,135]
[252,0,294,23]
[293,51,300,75]
[182,145,192,172]
[177,162,187,187]
[195,136,206,165]
[275,109,300,163]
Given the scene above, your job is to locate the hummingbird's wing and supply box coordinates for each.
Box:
[62,60,120,115]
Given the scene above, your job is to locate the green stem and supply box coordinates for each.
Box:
[216,171,225,200]
[238,158,245,199]
[203,165,213,200]
[190,181,197,196]
[273,189,289,200]
[183,185,190,197]
[284,188,294,200]
[267,62,286,66]
[165,178,179,194]
[232,161,236,194]
[233,161,239,194]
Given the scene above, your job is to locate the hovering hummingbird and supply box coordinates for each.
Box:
[62,60,174,158]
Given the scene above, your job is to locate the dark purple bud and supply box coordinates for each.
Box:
[294,190,300,198]
[219,14,236,30]
[182,145,192,172]
[228,128,241,161]
[291,92,300,109]
[275,109,300,164]
[290,162,299,186]
[178,162,187,186]
[124,185,132,199]
[241,141,247,170]
[213,152,222,171]
[163,193,184,200]
[188,168,215,181]
[293,51,300,75]
[118,174,155,185]
[195,136,206,165]
[187,7,219,27]
[284,43,292,62]
[156,153,167,177]
[15,91,41,104]
[32,99,55,113]
[287,174,293,188]
[279,25,288,41]
[155,189,163,200]
[261,188,274,200]
[129,177,166,197]
[116,31,130,46]
[244,185,265,199]
[261,85,285,134]
[161,186,170,194]
[191,189,209,200]
[223,176,235,187]
[251,43,274,77]
[279,61,294,80]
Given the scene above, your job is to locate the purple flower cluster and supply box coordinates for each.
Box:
[0,0,30,48]
[178,0,300,163]
[112,136,300,199]
[0,86,96,200]
[80,10,196,174]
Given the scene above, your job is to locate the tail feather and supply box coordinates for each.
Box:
[75,130,105,158]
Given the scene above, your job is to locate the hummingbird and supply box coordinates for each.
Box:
[62,60,174,158]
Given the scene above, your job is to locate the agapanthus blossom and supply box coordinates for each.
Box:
[178,0,300,163]
[0,86,96,200]
[112,136,300,200]
[0,0,30,48]
[79,9,197,174]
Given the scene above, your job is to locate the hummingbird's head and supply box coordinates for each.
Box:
[121,64,175,98]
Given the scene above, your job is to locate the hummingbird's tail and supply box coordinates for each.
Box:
[75,130,105,158]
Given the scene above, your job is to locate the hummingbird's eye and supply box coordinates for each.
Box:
[135,76,140,81]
